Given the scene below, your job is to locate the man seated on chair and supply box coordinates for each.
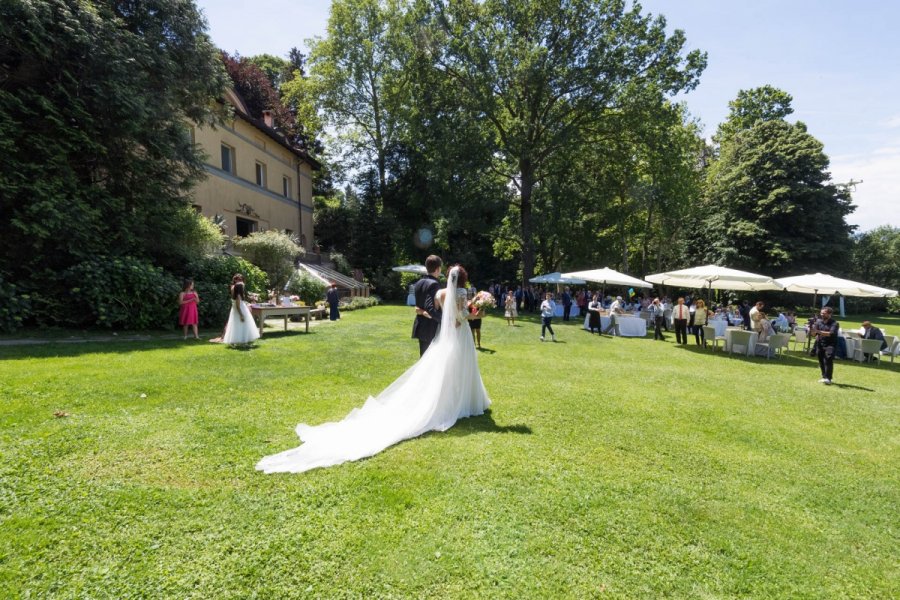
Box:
[860,321,887,361]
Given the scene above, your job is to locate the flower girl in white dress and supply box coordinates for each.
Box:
[257,265,490,474]
[221,275,260,346]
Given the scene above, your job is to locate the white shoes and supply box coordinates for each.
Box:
[819,378,832,385]
[540,336,544,341]
[551,335,557,342]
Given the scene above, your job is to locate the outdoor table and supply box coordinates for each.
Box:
[582,314,646,336]
[616,316,647,337]
[407,293,415,306]
[724,328,758,356]
[250,304,312,336]
[553,304,580,318]
[709,319,729,337]
[840,335,857,360]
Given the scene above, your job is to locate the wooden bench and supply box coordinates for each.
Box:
[309,307,327,320]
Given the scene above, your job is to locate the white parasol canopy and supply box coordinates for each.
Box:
[562,267,652,288]
[645,264,783,291]
[391,264,427,275]
[529,272,586,285]
[775,273,897,298]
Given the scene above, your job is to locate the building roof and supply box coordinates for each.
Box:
[223,88,322,170]
[298,262,371,291]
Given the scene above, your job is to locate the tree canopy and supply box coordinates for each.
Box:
[0,0,226,326]
[698,91,856,275]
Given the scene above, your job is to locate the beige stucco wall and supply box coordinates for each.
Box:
[190,116,315,251]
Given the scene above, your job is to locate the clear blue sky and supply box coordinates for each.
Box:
[196,0,899,233]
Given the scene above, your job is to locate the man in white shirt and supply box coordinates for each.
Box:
[749,301,764,333]
[672,297,689,345]
[602,295,625,335]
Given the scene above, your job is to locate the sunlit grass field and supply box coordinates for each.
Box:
[1,306,897,598]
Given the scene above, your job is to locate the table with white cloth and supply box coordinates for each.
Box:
[709,319,729,337]
[724,328,758,356]
[840,335,858,361]
[554,304,580,318]
[583,314,647,336]
[406,293,415,306]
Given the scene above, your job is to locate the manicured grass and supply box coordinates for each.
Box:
[1,306,897,598]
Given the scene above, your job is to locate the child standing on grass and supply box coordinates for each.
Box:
[178,279,199,339]
[504,290,517,325]
[540,292,556,342]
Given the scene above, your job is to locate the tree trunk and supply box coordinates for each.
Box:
[519,159,536,286]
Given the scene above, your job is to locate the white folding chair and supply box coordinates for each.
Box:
[702,326,724,351]
[729,330,752,357]
[767,334,790,359]
[886,339,900,364]
[854,339,884,366]
[791,327,808,352]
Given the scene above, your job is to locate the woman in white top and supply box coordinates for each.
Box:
[691,299,710,346]
[257,265,490,474]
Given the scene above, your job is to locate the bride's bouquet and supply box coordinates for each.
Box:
[470,290,496,314]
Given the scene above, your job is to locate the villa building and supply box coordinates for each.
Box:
[189,89,319,252]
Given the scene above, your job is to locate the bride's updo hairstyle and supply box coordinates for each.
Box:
[450,265,468,288]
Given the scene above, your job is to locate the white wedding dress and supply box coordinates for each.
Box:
[222,299,260,345]
[257,267,490,474]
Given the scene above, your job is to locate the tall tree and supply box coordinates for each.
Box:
[851,226,900,292]
[421,0,706,282]
[0,0,225,285]
[701,118,856,274]
[713,85,794,145]
[301,0,407,196]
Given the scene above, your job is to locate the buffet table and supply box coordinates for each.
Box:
[583,314,647,337]
[250,305,312,336]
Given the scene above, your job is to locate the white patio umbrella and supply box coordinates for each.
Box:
[529,272,587,285]
[391,264,427,275]
[562,267,652,288]
[645,264,783,291]
[775,273,897,306]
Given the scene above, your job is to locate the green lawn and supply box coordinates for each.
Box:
[1,306,897,598]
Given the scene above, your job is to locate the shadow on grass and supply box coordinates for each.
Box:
[442,409,532,437]
[830,383,875,392]
[0,337,199,360]
[477,347,497,354]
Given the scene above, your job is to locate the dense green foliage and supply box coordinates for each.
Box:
[852,226,900,292]
[188,255,267,327]
[0,0,227,328]
[233,230,301,296]
[286,270,328,306]
[304,0,706,282]
[66,256,181,329]
[0,274,31,333]
[699,119,855,274]
[1,307,897,596]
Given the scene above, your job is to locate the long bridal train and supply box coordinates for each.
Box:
[256,267,490,474]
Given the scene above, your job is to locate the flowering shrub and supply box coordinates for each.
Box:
[471,291,496,311]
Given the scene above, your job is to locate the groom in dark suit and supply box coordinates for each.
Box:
[412,255,443,356]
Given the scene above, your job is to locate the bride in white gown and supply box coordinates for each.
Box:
[257,265,490,474]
